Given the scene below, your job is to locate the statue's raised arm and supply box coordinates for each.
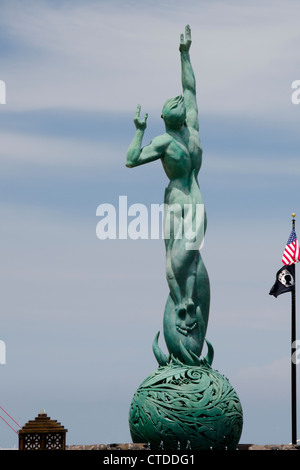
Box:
[179,25,199,131]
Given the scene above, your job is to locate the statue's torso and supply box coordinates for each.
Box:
[161,127,202,194]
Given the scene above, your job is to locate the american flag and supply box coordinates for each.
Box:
[282,228,300,265]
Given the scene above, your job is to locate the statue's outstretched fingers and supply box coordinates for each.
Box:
[135,104,141,117]
[186,25,191,40]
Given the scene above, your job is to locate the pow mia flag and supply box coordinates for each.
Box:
[269,264,295,298]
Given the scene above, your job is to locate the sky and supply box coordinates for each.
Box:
[0,0,300,449]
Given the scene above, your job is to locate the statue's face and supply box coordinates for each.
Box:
[162,95,186,129]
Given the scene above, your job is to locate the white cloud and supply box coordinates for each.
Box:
[0,131,122,171]
[205,153,300,176]
[0,0,299,122]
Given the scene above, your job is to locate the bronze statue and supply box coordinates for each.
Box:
[126,25,210,364]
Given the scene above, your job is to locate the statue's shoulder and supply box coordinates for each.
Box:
[151,133,172,148]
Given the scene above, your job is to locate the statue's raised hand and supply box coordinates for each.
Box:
[179,24,192,52]
[134,104,148,131]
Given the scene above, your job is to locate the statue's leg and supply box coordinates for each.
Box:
[193,254,210,343]
[164,204,182,306]
[164,188,193,307]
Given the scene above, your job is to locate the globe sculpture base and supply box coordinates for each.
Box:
[129,362,243,451]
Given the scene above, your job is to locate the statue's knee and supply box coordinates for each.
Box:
[166,270,175,283]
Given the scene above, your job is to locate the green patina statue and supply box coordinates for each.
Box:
[126,25,243,450]
[126,25,210,365]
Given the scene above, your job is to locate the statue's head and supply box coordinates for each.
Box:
[161,95,186,129]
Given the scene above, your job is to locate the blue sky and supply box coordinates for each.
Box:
[0,0,300,448]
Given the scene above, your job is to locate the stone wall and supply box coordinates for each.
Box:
[66,443,300,451]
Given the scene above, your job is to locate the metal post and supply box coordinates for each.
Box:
[291,213,297,444]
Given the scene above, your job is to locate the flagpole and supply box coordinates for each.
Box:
[291,213,297,445]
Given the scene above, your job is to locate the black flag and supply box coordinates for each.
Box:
[269,264,295,298]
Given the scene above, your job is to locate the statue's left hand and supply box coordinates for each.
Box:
[179,24,192,52]
[134,104,148,131]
